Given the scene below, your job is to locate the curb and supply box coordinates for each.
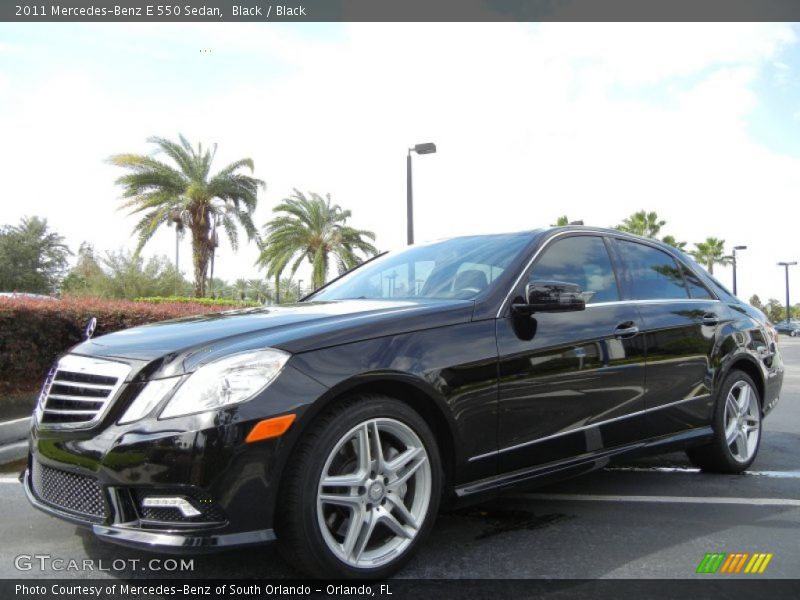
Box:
[0,416,30,445]
[0,417,30,469]
[0,440,27,469]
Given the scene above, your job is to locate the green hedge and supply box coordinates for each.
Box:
[135,296,260,307]
[0,295,243,393]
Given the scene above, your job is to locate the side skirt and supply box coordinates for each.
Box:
[454,427,714,499]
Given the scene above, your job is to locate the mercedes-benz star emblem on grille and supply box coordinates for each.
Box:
[84,317,97,340]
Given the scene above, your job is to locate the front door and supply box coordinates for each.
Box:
[496,234,647,473]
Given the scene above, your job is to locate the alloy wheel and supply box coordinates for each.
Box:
[723,380,760,463]
[316,418,432,569]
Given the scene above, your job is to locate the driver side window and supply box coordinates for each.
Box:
[529,235,620,304]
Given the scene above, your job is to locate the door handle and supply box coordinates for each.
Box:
[702,313,720,326]
[614,322,639,339]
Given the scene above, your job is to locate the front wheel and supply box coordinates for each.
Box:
[686,370,762,473]
[276,395,442,579]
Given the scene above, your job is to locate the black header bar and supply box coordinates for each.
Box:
[4,0,800,23]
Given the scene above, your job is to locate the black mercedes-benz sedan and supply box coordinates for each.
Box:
[24,226,783,578]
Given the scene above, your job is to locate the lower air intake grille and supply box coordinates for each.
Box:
[31,461,106,518]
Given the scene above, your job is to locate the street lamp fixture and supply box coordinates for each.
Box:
[731,245,747,296]
[777,261,797,323]
[406,142,437,246]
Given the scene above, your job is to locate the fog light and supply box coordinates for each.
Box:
[141,496,201,517]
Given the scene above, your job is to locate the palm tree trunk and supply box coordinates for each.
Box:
[275,273,280,304]
[191,224,210,298]
[312,251,327,289]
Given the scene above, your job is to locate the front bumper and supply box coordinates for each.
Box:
[23,468,275,552]
[24,362,327,552]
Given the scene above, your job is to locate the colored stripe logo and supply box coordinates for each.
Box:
[697,552,773,574]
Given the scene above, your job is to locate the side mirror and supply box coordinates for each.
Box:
[513,280,586,314]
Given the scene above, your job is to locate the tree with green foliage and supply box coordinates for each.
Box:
[0,216,71,295]
[62,249,191,299]
[616,210,666,238]
[109,135,265,297]
[233,278,249,301]
[247,279,271,303]
[552,215,570,226]
[205,277,230,299]
[661,235,687,250]
[257,189,378,291]
[61,243,105,295]
[276,277,302,304]
[763,298,785,323]
[691,237,731,275]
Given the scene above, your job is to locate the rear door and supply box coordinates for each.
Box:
[496,234,647,473]
[610,238,726,437]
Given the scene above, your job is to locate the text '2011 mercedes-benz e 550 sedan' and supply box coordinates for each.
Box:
[24,226,783,578]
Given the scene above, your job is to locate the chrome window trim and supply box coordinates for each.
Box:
[468,394,710,462]
[586,298,722,308]
[497,229,720,318]
[496,230,581,318]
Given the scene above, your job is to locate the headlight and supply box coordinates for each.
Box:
[159,348,290,419]
[119,377,182,424]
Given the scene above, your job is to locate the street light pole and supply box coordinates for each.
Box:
[778,261,797,322]
[406,151,414,246]
[406,142,437,246]
[732,245,747,296]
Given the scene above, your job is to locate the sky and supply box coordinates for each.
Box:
[0,22,799,302]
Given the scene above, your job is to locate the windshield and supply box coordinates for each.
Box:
[310,233,531,301]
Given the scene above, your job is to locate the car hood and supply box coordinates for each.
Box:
[71,299,475,370]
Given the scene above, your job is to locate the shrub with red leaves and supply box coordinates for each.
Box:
[0,295,242,393]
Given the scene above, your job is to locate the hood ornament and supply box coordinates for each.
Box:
[84,317,97,340]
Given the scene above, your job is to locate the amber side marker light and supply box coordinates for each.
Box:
[246,414,296,443]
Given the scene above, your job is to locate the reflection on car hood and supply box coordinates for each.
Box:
[71,299,475,363]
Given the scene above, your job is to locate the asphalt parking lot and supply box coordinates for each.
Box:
[1,340,797,580]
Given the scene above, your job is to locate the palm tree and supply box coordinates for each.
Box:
[691,237,731,275]
[247,278,271,303]
[109,135,265,297]
[616,210,666,238]
[233,278,249,301]
[661,235,687,250]
[257,189,378,290]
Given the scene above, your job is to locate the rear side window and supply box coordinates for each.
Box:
[530,236,619,303]
[615,240,689,300]
[682,266,715,300]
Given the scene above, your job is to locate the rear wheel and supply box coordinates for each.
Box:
[686,370,761,473]
[277,395,441,579]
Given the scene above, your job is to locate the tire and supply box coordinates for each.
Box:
[276,395,442,579]
[686,370,762,473]
[791,330,798,337]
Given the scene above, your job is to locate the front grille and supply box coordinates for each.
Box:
[31,461,106,518]
[38,355,131,428]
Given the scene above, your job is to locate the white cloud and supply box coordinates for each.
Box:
[2,23,799,302]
